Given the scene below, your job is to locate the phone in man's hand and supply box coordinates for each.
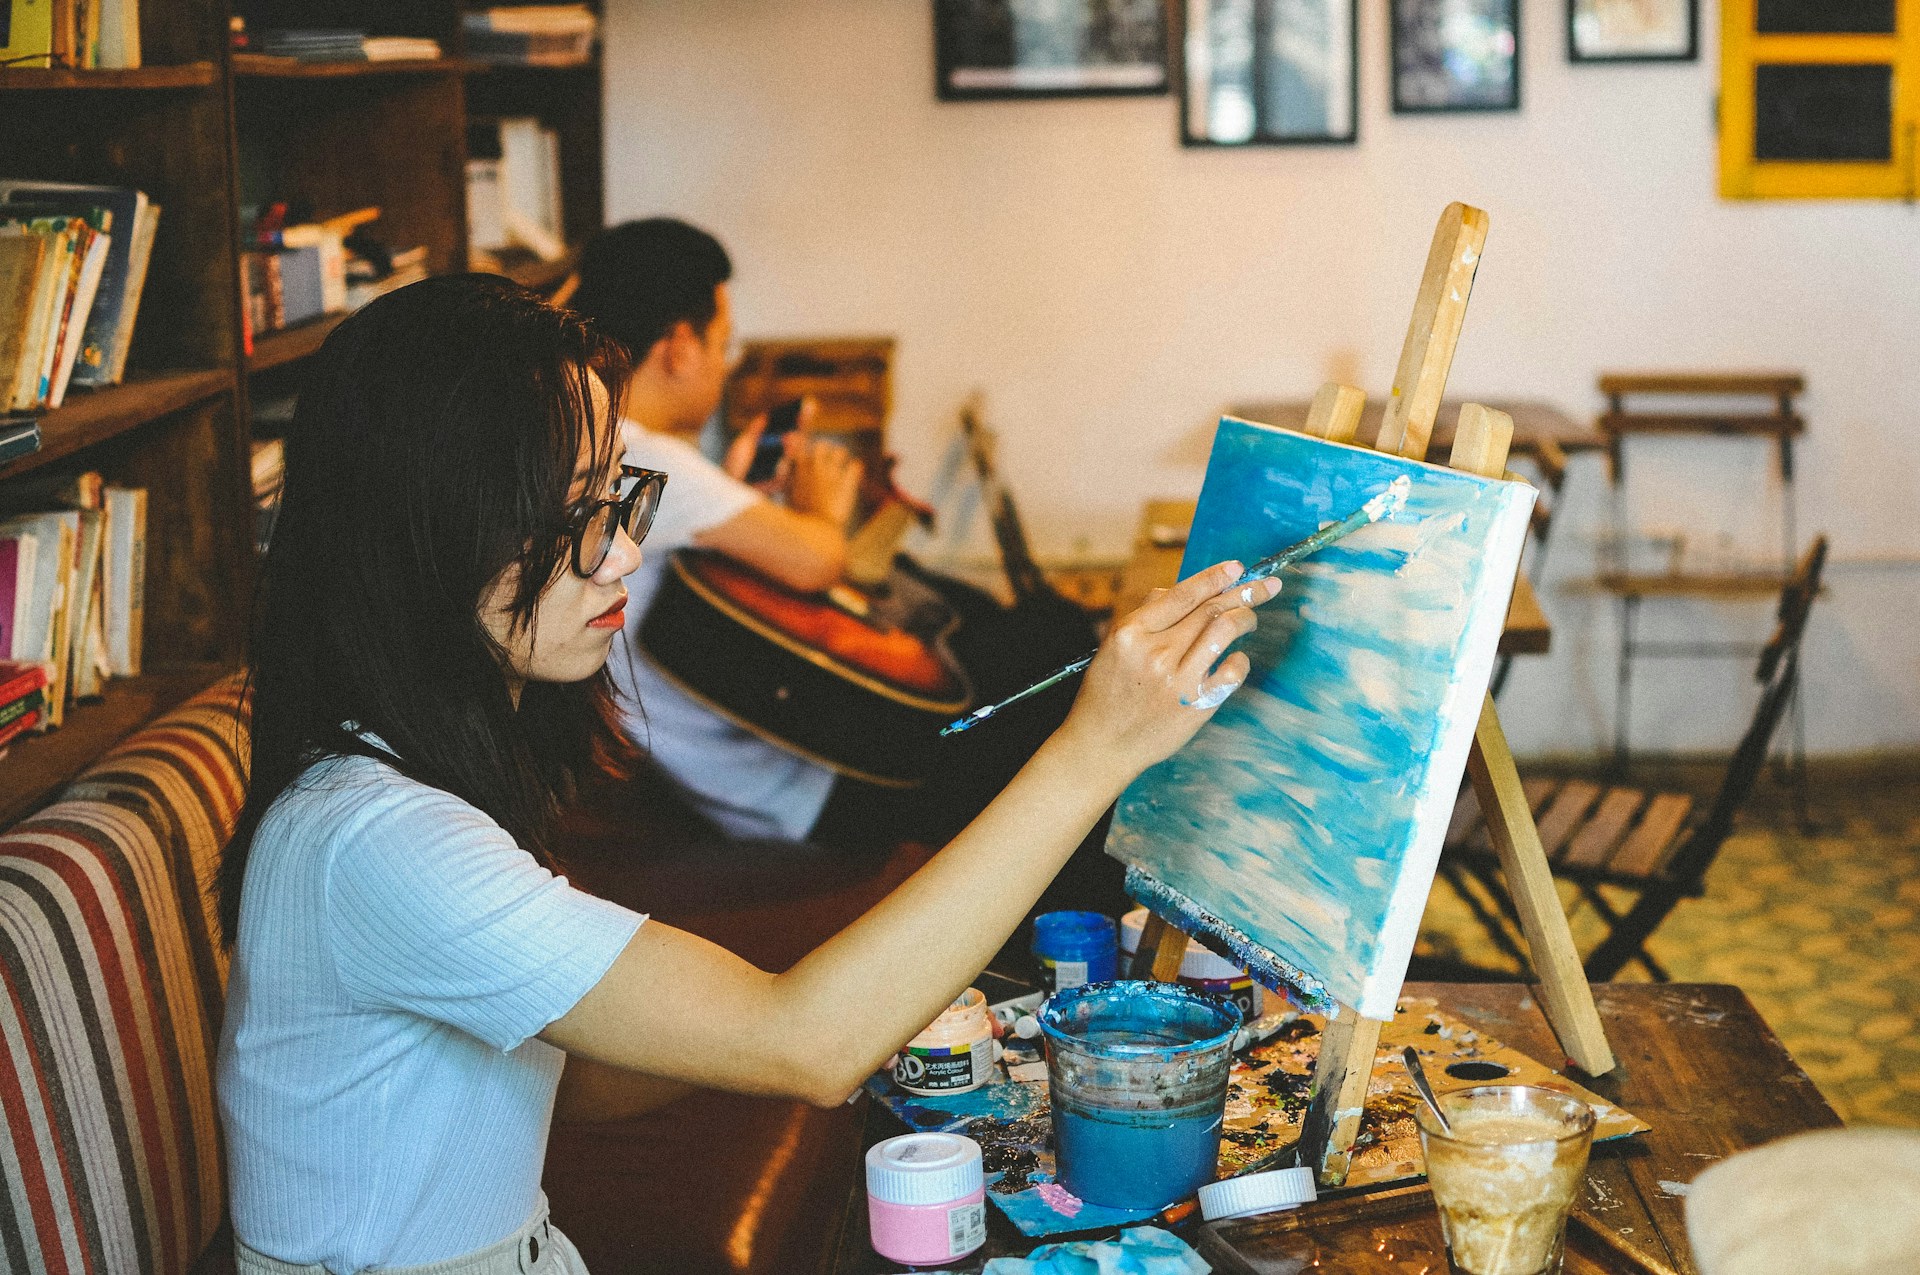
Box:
[745,398,804,485]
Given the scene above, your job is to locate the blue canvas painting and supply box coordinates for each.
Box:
[1106,418,1535,1019]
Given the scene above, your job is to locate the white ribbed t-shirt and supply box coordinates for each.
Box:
[216,752,644,1272]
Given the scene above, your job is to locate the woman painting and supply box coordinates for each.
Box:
[215,275,1277,1274]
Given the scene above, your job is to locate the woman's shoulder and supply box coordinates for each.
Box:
[264,754,507,865]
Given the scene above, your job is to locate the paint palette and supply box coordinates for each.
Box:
[864,996,1647,1239]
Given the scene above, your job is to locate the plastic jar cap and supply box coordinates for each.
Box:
[866,1134,984,1207]
[1197,1167,1318,1222]
[1119,908,1249,982]
[1033,910,1117,946]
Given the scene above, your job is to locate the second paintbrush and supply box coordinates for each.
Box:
[939,476,1411,737]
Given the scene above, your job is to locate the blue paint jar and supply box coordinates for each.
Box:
[1030,911,1119,993]
[1038,980,1240,1210]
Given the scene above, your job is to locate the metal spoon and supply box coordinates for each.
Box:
[1400,1045,1452,1134]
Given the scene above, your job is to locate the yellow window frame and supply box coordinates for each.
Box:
[1720,0,1920,199]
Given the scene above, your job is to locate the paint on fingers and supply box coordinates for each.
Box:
[1183,673,1244,711]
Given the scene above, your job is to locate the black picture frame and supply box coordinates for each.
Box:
[1567,0,1698,63]
[934,0,1172,101]
[1390,0,1520,114]
[1179,0,1360,147]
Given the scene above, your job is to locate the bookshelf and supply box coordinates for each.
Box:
[0,0,606,822]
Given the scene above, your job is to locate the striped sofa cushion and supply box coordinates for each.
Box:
[1,674,250,1275]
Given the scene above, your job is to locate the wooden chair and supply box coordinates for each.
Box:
[1441,535,1829,981]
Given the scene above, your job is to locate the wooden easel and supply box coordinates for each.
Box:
[1129,203,1617,1187]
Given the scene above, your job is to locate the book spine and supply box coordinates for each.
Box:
[49,226,108,408]
[0,706,42,751]
[0,661,49,704]
[0,688,45,730]
[104,487,144,676]
[106,200,157,384]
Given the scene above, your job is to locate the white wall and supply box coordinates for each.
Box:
[603,0,1920,757]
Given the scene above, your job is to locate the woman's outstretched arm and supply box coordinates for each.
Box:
[542,560,1280,1105]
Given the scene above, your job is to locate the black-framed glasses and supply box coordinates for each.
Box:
[569,465,667,577]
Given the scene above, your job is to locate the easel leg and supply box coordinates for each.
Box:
[1467,695,1618,1076]
[1299,1008,1385,1187]
[1130,910,1190,982]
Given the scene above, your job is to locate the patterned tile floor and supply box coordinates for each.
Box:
[1415,762,1920,1128]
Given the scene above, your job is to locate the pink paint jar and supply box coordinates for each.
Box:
[865,1133,987,1267]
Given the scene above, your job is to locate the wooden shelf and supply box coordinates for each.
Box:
[0,368,231,477]
[0,62,217,91]
[249,313,348,373]
[0,664,232,828]
[233,53,475,79]
[1598,572,1789,599]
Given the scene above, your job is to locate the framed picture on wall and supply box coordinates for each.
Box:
[1390,0,1519,113]
[1569,0,1697,63]
[1181,0,1359,146]
[934,0,1171,100]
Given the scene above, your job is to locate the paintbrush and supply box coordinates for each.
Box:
[939,476,1412,737]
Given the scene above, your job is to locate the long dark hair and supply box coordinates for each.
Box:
[217,274,633,945]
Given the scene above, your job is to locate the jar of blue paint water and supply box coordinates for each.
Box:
[1038,980,1241,1210]
[1030,911,1119,993]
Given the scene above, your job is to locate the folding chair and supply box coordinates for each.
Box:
[1442,535,1829,981]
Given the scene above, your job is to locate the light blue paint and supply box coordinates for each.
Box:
[1105,418,1535,1018]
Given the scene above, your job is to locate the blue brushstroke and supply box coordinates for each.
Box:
[1105,419,1534,1017]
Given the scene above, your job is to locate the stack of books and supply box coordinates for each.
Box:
[0,0,143,70]
[0,661,49,758]
[254,29,441,63]
[0,182,160,410]
[462,6,597,67]
[0,471,146,732]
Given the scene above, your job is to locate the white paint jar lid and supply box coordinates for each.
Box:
[1197,1166,1317,1221]
[866,1133,983,1207]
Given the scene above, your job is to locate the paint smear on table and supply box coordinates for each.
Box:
[1106,418,1534,1018]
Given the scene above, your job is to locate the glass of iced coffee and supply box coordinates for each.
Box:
[1415,1085,1597,1275]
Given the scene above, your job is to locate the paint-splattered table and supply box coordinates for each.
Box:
[826,982,1840,1274]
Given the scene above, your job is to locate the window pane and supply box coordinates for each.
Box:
[1754,63,1893,161]
[1755,0,1895,35]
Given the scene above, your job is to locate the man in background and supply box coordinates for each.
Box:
[568,218,861,843]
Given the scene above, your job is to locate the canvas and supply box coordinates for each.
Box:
[1105,418,1534,1019]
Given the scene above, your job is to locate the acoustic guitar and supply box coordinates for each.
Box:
[638,467,972,788]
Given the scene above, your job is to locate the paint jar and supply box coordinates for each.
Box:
[1119,908,1263,1023]
[1038,980,1241,1210]
[1031,911,1119,993]
[865,1133,987,1267]
[892,988,994,1097]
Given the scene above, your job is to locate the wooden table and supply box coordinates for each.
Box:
[1114,499,1552,656]
[828,983,1840,1274]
